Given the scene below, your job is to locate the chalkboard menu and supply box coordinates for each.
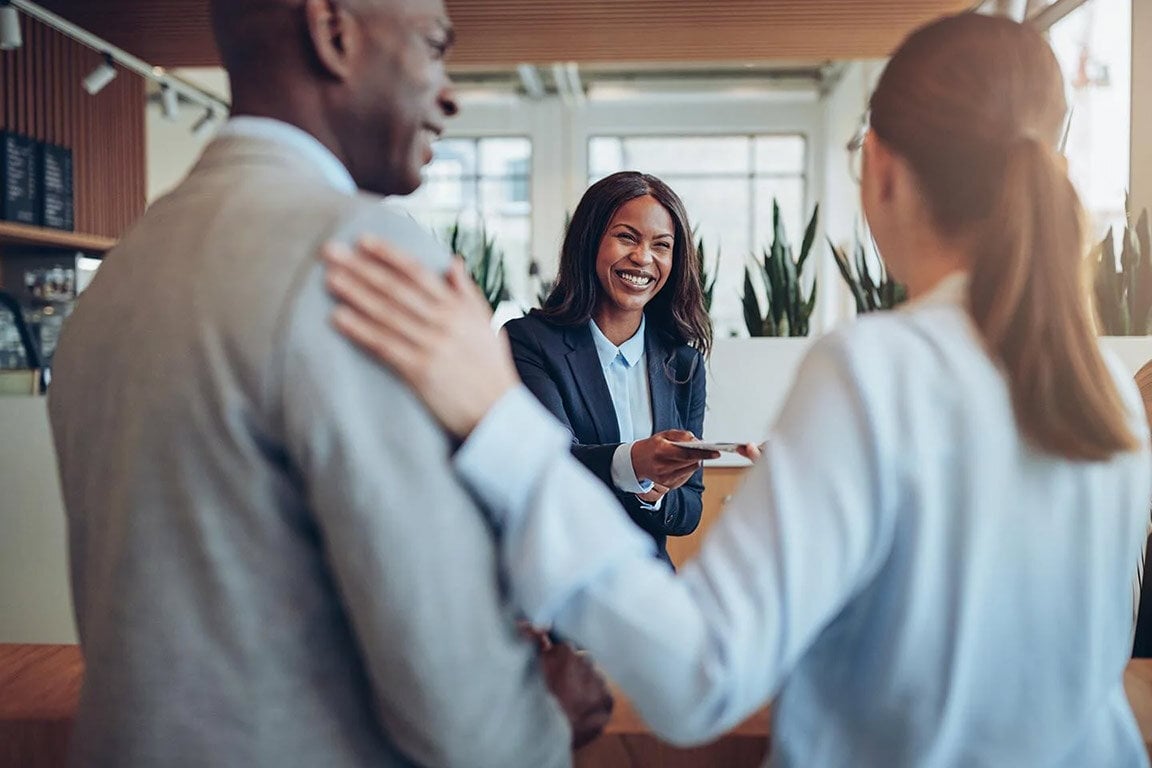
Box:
[40,144,74,232]
[1,132,40,226]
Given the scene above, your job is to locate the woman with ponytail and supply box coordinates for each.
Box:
[323,12,1152,766]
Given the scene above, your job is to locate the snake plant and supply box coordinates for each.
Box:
[1094,198,1152,336]
[695,233,719,313]
[742,201,819,337]
[831,233,906,313]
[447,220,507,312]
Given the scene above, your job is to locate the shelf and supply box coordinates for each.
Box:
[0,221,116,255]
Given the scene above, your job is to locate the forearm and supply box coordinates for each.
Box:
[454,388,764,744]
[571,442,620,486]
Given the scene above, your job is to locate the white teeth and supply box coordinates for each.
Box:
[618,271,653,287]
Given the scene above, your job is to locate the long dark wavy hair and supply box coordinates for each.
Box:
[534,171,713,357]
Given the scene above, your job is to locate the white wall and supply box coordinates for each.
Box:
[146,68,228,204]
[819,60,885,331]
[701,336,1152,467]
[0,397,75,643]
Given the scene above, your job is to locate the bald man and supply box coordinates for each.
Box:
[47,1,607,765]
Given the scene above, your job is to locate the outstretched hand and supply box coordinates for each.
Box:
[631,430,720,489]
[322,236,519,439]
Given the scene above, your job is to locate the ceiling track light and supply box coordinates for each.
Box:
[159,82,180,120]
[0,1,22,51]
[551,62,572,107]
[82,52,117,96]
[516,63,545,101]
[191,108,217,139]
[565,62,585,105]
[5,0,228,117]
[552,61,585,108]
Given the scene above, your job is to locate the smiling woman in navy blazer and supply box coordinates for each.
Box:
[503,171,714,569]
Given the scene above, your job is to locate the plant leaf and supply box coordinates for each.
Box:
[796,204,819,275]
[742,266,764,337]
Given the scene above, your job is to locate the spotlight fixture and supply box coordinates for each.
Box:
[516,63,545,101]
[565,62,585,105]
[159,83,180,120]
[3,1,229,119]
[0,1,22,51]
[82,52,117,95]
[191,107,217,139]
[550,62,571,107]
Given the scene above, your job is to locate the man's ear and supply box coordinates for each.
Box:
[303,0,361,81]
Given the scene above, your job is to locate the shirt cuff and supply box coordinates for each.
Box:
[453,386,572,531]
[638,494,664,511]
[611,442,655,494]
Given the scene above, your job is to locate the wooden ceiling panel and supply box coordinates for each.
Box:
[37,0,975,68]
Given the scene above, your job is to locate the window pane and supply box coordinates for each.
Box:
[589,137,623,177]
[621,136,750,175]
[481,215,532,302]
[403,177,475,212]
[1049,0,1131,237]
[394,136,535,307]
[660,177,752,338]
[479,137,532,178]
[754,136,807,175]
[425,139,476,179]
[480,178,532,217]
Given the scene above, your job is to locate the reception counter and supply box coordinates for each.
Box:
[5,644,1152,767]
[4,337,1152,643]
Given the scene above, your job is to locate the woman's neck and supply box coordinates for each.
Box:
[902,260,969,301]
[592,308,643,347]
[890,230,972,302]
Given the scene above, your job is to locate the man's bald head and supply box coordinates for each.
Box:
[211,0,381,79]
[209,0,458,196]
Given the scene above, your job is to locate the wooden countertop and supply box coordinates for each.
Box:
[4,644,1152,767]
[0,645,82,768]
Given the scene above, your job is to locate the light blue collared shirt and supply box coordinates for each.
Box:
[216,117,357,195]
[454,272,1152,767]
[588,318,657,499]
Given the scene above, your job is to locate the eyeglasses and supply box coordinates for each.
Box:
[843,106,1070,185]
[847,110,870,185]
[1058,106,1073,155]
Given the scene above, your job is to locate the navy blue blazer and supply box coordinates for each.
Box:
[504,313,706,567]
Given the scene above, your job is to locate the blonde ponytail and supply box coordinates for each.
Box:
[969,136,1138,460]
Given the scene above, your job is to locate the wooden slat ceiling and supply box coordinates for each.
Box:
[37,0,976,69]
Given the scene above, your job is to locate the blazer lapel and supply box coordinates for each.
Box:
[564,325,620,444]
[646,326,677,433]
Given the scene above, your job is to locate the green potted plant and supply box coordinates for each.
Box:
[1094,199,1152,336]
[830,233,907,314]
[446,220,507,312]
[741,201,819,337]
[695,232,719,315]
